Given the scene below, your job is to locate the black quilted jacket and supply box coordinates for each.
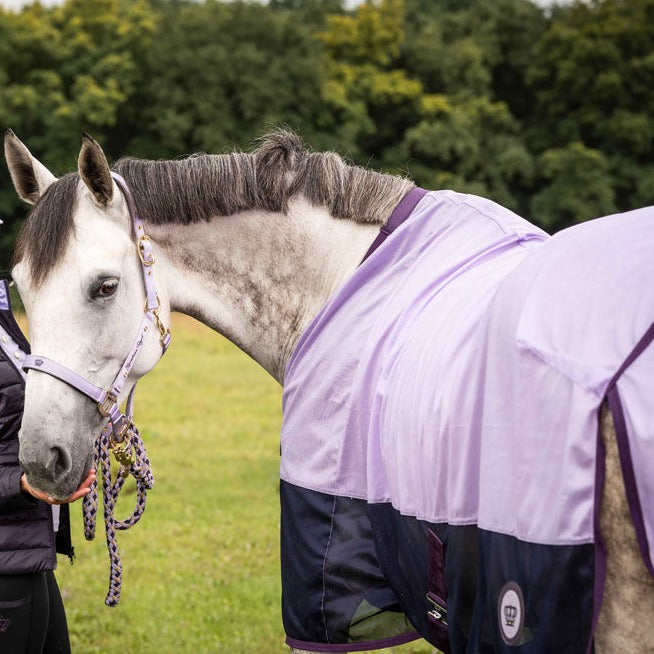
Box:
[0,280,73,574]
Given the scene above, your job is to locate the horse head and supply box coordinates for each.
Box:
[4,131,170,499]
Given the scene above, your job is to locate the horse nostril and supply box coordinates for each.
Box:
[47,446,72,483]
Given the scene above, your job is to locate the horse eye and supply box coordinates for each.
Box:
[92,278,119,299]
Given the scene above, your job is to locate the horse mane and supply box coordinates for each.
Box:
[13,129,414,286]
[114,129,413,225]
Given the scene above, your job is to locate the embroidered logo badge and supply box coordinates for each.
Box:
[498,581,524,645]
[0,614,11,633]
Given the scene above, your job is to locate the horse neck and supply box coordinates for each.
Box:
[147,197,381,382]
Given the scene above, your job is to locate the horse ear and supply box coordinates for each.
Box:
[4,129,57,205]
[78,133,113,206]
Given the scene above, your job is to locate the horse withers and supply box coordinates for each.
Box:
[4,129,654,653]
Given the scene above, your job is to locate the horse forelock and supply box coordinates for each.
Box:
[13,172,79,288]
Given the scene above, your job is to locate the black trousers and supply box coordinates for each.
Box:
[0,570,71,654]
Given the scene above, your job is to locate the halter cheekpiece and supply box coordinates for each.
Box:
[21,172,171,606]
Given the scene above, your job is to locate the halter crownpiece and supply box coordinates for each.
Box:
[21,172,171,606]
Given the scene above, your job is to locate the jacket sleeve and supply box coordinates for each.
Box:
[0,462,38,511]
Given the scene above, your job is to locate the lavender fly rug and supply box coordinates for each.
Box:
[279,190,654,653]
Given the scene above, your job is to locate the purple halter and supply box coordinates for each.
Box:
[21,173,171,605]
[22,172,171,445]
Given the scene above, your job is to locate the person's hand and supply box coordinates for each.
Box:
[20,469,97,505]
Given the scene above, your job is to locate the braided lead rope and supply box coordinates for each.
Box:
[82,418,154,607]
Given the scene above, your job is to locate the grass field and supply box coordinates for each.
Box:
[47,313,434,654]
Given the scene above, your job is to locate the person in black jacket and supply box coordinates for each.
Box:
[0,279,96,654]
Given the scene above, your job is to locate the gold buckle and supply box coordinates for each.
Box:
[153,307,170,347]
[144,296,170,349]
[138,235,155,266]
[98,392,117,417]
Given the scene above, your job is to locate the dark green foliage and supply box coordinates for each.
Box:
[1,0,654,273]
[527,0,654,214]
[124,1,327,156]
[530,142,616,230]
[0,0,155,274]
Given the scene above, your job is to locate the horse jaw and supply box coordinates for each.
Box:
[14,186,169,499]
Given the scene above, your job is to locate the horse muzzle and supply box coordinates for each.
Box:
[18,405,95,500]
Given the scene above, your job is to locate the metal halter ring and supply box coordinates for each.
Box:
[138,234,155,266]
[153,307,170,347]
[144,296,171,348]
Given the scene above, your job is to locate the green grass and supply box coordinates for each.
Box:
[50,314,434,654]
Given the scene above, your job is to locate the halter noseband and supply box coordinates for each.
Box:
[22,173,171,448]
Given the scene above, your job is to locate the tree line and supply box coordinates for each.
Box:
[1,0,653,272]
